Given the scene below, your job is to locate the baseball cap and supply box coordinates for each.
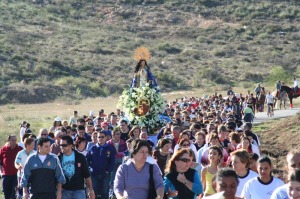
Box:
[54,117,62,122]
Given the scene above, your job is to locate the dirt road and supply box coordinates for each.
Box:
[253,108,300,124]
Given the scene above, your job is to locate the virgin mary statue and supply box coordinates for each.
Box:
[118,47,166,130]
[130,47,158,88]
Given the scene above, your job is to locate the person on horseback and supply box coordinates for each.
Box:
[293,77,298,97]
[254,83,261,98]
[276,80,281,98]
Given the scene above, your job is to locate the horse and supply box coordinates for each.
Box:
[280,85,300,108]
[271,90,288,109]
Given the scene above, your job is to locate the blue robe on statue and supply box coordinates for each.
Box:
[130,67,158,89]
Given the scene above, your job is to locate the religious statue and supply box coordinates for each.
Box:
[118,46,166,129]
[130,47,157,88]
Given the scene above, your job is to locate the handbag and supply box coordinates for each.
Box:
[148,164,157,199]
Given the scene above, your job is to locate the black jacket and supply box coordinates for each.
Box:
[58,150,90,190]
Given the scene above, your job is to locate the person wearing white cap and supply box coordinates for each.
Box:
[89,110,94,117]
[49,117,62,133]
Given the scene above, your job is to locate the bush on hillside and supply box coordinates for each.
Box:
[157,43,182,54]
[265,66,292,85]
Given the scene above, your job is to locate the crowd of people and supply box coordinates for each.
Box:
[0,89,299,199]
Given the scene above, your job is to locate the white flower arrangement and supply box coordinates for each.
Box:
[117,85,166,129]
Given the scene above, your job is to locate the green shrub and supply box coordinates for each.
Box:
[157,43,182,54]
[6,104,15,109]
[198,68,226,84]
[241,81,253,89]
[212,48,226,57]
[257,32,269,40]
[265,66,292,85]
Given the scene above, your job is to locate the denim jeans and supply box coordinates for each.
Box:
[244,113,253,123]
[62,189,86,199]
[91,173,110,199]
[2,175,17,199]
[31,192,56,199]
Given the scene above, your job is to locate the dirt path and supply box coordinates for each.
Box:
[253,108,300,124]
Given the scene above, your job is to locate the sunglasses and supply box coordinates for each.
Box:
[59,144,69,147]
[41,134,48,136]
[182,144,190,147]
[178,158,191,163]
[98,136,106,138]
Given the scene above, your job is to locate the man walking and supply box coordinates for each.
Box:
[21,138,65,199]
[58,135,95,199]
[0,135,22,199]
[86,131,115,199]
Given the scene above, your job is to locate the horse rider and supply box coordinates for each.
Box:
[254,83,261,98]
[276,80,281,98]
[294,77,298,97]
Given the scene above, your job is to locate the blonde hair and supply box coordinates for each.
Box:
[165,148,193,174]
[230,149,250,168]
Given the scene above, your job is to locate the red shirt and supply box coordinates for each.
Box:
[0,145,23,175]
[190,101,199,110]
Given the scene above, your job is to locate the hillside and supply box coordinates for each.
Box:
[254,112,300,181]
[0,0,299,104]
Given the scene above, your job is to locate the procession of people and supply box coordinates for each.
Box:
[0,47,299,199]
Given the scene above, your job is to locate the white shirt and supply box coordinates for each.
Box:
[251,144,261,157]
[114,141,120,152]
[241,177,284,199]
[236,143,260,157]
[38,154,47,163]
[236,170,258,197]
[19,127,26,141]
[294,79,298,87]
[266,94,274,104]
[15,150,36,177]
[270,184,289,199]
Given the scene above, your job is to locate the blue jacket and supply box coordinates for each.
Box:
[86,143,115,175]
[21,152,66,194]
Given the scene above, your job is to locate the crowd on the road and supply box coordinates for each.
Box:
[1,88,300,199]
